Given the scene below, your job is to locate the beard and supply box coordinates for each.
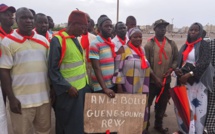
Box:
[100,29,112,38]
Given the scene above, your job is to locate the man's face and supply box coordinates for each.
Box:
[86,15,91,32]
[116,23,127,38]
[0,10,14,27]
[35,15,49,34]
[16,9,34,34]
[88,19,94,32]
[48,17,54,29]
[100,20,113,37]
[82,15,90,35]
[155,24,167,37]
[126,20,136,31]
[70,22,86,37]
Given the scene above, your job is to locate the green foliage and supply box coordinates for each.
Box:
[12,22,18,29]
[53,26,64,31]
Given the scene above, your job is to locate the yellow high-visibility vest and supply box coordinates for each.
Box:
[55,31,88,90]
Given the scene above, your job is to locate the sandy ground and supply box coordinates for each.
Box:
[5,33,215,134]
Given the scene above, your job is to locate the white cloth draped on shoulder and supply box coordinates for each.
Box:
[0,88,8,134]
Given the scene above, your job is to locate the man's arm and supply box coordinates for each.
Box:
[150,69,163,88]
[144,41,162,87]
[0,40,21,114]
[48,37,77,96]
[91,59,115,98]
[0,69,21,114]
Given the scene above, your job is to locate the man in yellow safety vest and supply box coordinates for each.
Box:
[48,10,91,134]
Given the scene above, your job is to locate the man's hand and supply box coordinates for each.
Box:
[179,73,191,85]
[150,71,163,88]
[155,77,163,88]
[174,69,183,77]
[103,88,115,98]
[91,59,115,97]
[9,97,22,114]
[68,86,78,97]
[163,68,173,78]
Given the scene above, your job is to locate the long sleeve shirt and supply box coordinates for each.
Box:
[48,36,83,96]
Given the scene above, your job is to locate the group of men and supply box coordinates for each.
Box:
[1,3,215,134]
[0,3,177,134]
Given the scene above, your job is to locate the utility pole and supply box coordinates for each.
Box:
[171,18,174,37]
[171,18,174,30]
[116,0,119,22]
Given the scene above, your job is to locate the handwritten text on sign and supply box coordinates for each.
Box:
[84,93,146,134]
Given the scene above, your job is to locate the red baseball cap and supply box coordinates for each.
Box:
[0,4,16,13]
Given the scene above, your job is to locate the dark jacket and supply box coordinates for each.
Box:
[144,36,178,84]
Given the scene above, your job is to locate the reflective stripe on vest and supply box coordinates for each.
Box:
[65,73,86,83]
[60,61,83,70]
[55,31,88,90]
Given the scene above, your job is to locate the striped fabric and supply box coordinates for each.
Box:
[89,36,115,91]
[0,30,50,108]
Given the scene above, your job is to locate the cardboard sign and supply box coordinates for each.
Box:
[84,93,146,134]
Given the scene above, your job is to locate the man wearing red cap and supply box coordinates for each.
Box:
[0,4,16,41]
[48,10,91,134]
[0,3,16,105]
[0,4,16,134]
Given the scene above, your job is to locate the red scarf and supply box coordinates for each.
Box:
[57,29,75,65]
[0,33,4,39]
[117,35,126,45]
[0,26,13,36]
[99,34,116,57]
[7,30,49,49]
[0,26,13,56]
[81,33,90,62]
[182,37,202,61]
[128,42,148,69]
[154,37,168,65]
[45,32,51,42]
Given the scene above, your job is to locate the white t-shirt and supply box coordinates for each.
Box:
[186,48,195,64]
[0,30,50,108]
[112,35,128,52]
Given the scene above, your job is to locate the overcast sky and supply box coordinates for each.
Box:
[2,0,215,28]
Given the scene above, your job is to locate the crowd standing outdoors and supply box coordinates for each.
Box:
[0,3,215,134]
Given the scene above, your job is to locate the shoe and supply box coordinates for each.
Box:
[154,126,169,134]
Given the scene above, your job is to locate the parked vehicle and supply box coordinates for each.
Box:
[203,37,211,42]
